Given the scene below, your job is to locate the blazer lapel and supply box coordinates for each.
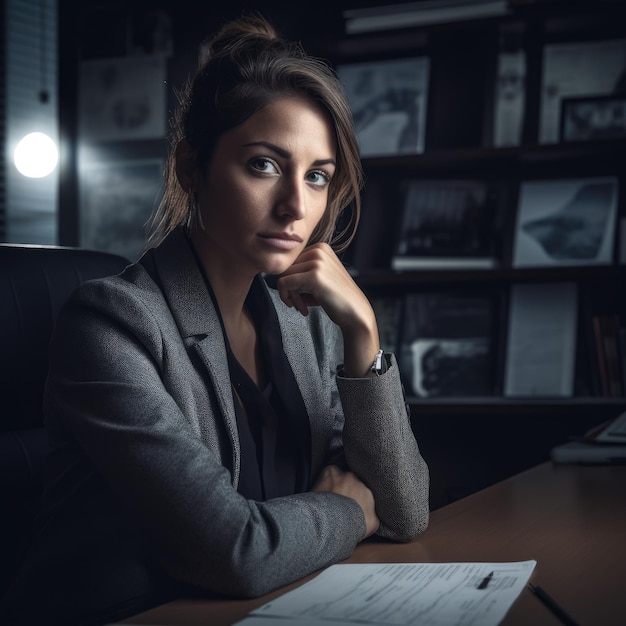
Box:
[148,229,241,485]
[267,288,331,479]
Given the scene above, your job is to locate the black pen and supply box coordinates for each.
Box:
[528,582,581,626]
[477,571,493,589]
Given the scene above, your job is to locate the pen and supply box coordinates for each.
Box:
[477,571,493,589]
[528,582,581,626]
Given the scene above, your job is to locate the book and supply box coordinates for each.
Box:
[391,179,500,270]
[492,46,526,147]
[398,291,497,398]
[504,282,577,397]
[551,441,626,464]
[592,314,624,397]
[337,57,430,157]
[512,177,618,269]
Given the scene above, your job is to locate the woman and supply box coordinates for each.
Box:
[1,14,429,626]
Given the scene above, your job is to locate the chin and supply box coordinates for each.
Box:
[257,251,301,277]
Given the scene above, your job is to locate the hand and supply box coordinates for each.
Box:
[312,464,380,538]
[276,243,380,377]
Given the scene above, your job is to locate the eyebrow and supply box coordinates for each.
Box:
[242,141,336,167]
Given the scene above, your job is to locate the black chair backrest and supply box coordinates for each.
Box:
[0,244,130,431]
[0,244,130,593]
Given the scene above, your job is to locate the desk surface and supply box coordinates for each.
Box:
[118,462,626,626]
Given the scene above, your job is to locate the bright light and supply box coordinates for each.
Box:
[14,132,59,178]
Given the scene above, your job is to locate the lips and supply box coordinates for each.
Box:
[258,232,303,250]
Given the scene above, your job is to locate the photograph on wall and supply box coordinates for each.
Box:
[338,56,430,157]
[560,94,626,142]
[539,38,626,144]
[504,282,578,397]
[80,159,164,262]
[391,179,500,270]
[79,56,167,142]
[512,177,618,268]
[398,291,497,398]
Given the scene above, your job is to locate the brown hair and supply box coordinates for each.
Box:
[146,14,363,253]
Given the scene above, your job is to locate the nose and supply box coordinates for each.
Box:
[275,175,306,221]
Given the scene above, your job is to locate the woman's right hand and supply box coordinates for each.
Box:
[312,465,380,538]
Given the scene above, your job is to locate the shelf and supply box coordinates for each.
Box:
[352,264,626,288]
[407,396,626,416]
[360,141,626,176]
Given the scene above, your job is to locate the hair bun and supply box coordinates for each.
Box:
[207,14,281,58]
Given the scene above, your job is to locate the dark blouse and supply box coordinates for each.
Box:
[199,269,312,501]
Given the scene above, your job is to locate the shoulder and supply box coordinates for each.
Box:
[60,260,171,344]
[69,262,156,312]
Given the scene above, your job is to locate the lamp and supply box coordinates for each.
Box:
[13,131,59,178]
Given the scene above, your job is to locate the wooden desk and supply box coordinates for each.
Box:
[118,462,626,626]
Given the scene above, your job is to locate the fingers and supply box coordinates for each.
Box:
[312,465,380,538]
[284,289,319,317]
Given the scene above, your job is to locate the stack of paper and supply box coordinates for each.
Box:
[235,560,537,626]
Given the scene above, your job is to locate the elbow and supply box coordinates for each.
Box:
[399,510,430,542]
[386,511,429,543]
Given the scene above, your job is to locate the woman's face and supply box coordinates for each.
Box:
[192,96,337,280]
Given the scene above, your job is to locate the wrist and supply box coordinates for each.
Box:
[341,324,381,378]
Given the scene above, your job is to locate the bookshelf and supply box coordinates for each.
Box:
[315,0,626,505]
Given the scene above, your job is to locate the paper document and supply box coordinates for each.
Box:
[235,560,537,626]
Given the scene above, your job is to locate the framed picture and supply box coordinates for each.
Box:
[512,177,618,268]
[79,159,164,262]
[391,179,500,270]
[79,56,167,142]
[337,56,430,157]
[504,282,578,397]
[539,38,626,144]
[397,291,498,398]
[560,93,626,142]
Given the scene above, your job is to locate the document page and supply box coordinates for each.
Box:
[235,560,536,626]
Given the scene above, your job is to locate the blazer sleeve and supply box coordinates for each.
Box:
[336,355,430,542]
[44,277,366,599]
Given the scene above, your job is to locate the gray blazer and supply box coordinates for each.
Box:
[41,228,429,600]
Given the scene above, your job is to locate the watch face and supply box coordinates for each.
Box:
[372,350,385,375]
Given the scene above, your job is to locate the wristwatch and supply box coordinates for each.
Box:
[371,349,387,376]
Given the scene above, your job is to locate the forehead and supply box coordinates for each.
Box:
[220,96,337,158]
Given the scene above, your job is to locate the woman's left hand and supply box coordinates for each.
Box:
[276,243,380,377]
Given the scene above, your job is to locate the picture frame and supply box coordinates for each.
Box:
[539,38,626,144]
[512,177,618,268]
[79,56,167,142]
[504,282,578,397]
[391,179,501,270]
[337,56,430,157]
[560,93,626,142]
[397,290,499,398]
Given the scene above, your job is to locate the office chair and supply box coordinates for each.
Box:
[0,243,130,593]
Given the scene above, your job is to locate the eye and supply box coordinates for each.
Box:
[307,169,333,188]
[249,156,280,176]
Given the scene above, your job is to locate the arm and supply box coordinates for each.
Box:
[45,277,366,598]
[276,244,430,541]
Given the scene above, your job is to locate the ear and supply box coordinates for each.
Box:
[175,139,197,193]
